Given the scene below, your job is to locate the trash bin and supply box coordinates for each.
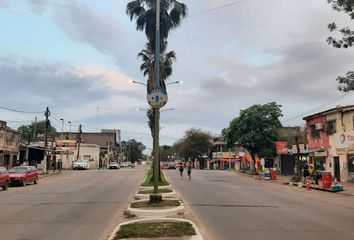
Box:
[322,172,332,189]
[271,170,277,180]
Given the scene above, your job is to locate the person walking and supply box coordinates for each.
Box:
[178,161,184,179]
[187,160,192,180]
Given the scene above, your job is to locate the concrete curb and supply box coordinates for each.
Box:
[126,199,184,218]
[134,189,177,200]
[38,171,61,179]
[108,218,204,240]
[139,185,172,190]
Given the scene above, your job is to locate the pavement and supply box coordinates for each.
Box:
[236,170,354,196]
[166,169,354,240]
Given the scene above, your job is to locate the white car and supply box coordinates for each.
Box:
[120,162,132,168]
[109,162,120,169]
[73,160,90,170]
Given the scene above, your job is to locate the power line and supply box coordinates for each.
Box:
[0,105,44,114]
[282,92,351,123]
[190,0,248,17]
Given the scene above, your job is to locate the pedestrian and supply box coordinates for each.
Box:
[187,160,192,180]
[303,164,309,183]
[179,161,184,179]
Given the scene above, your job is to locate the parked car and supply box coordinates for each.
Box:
[0,167,10,190]
[167,161,176,169]
[9,166,39,186]
[109,162,120,169]
[72,160,91,170]
[121,161,132,168]
[160,162,168,169]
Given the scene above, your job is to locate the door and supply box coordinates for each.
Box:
[334,156,341,182]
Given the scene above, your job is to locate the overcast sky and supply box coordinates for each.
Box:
[1,0,354,150]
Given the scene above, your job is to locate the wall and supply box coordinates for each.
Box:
[305,116,330,150]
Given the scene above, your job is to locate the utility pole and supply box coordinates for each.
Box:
[295,135,302,181]
[44,107,50,173]
[76,124,82,160]
[33,116,37,139]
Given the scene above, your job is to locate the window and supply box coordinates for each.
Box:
[311,125,320,138]
[326,120,336,135]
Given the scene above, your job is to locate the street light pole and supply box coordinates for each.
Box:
[153,0,161,196]
[60,118,64,170]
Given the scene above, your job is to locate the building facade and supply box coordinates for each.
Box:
[0,121,20,169]
[304,105,354,182]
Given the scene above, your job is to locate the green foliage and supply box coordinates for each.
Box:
[277,127,306,146]
[226,102,283,159]
[173,128,211,161]
[121,139,145,163]
[18,121,56,140]
[115,221,195,239]
[337,71,354,92]
[327,0,354,91]
[160,145,174,162]
[142,169,169,186]
[126,0,188,52]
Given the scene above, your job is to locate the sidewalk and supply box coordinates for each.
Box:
[38,169,61,178]
[236,170,354,196]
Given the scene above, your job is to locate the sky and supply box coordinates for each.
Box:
[1,0,354,151]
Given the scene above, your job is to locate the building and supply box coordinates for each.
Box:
[303,105,354,182]
[0,121,21,169]
[50,131,119,169]
[209,136,250,170]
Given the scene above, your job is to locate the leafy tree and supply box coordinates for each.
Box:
[121,139,145,163]
[226,102,283,172]
[327,0,354,91]
[18,121,56,140]
[160,145,174,162]
[173,128,212,169]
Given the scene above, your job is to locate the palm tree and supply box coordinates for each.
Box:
[126,0,187,52]
[138,43,176,91]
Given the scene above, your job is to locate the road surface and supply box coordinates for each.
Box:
[0,167,146,240]
[165,169,354,240]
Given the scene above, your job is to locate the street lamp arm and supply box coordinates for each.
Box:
[166,81,183,86]
[129,80,147,87]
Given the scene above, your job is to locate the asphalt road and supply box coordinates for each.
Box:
[165,169,354,240]
[0,167,146,240]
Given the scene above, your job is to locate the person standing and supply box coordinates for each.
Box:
[179,161,184,179]
[187,160,192,180]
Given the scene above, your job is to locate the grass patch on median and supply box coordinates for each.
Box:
[114,221,196,239]
[138,188,173,194]
[141,169,169,186]
[130,199,180,208]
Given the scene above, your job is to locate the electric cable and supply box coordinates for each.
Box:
[0,105,44,114]
[190,0,249,17]
[282,92,351,123]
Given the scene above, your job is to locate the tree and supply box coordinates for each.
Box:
[172,128,212,169]
[327,0,354,91]
[18,121,56,141]
[138,43,176,91]
[226,102,283,172]
[126,0,187,52]
[121,139,145,163]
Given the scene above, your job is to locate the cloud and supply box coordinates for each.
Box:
[26,0,49,15]
[0,0,8,9]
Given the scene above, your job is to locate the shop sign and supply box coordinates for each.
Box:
[336,148,348,155]
[292,144,306,154]
[334,131,354,148]
[276,142,288,154]
[212,152,223,158]
[315,150,328,157]
[56,140,77,149]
